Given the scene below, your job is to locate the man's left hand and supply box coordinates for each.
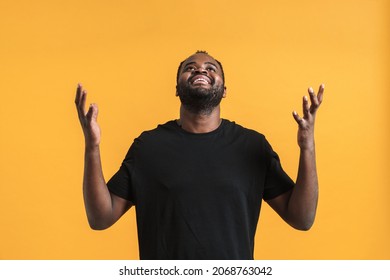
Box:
[292,84,324,150]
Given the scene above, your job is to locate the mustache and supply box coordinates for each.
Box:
[176,83,225,115]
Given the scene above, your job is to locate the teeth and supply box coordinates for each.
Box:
[193,78,209,84]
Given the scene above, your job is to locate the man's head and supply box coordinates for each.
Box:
[176,51,226,115]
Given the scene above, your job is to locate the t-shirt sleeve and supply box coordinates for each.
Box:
[107,143,136,204]
[262,138,295,201]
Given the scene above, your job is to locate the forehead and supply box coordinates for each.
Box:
[181,53,220,69]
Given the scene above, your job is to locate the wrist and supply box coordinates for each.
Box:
[299,143,315,153]
[85,143,100,154]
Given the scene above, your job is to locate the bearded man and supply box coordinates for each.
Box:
[75,51,324,260]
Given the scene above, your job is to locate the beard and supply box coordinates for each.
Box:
[176,82,225,115]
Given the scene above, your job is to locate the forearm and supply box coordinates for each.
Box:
[83,145,114,230]
[287,146,319,230]
[273,84,323,230]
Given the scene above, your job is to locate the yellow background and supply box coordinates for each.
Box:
[0,0,389,259]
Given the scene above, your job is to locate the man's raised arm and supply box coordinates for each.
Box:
[267,84,324,230]
[75,84,132,230]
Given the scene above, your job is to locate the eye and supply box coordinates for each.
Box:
[207,66,216,72]
[184,66,195,72]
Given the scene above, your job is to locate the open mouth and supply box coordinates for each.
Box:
[190,75,212,85]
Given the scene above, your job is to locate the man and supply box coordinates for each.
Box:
[75,51,324,260]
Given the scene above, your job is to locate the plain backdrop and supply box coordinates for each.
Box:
[0,0,389,259]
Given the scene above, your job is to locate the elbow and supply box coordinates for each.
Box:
[285,211,316,231]
[295,222,313,231]
[89,223,109,231]
[291,218,315,231]
[87,218,112,231]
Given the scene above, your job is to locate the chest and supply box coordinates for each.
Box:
[134,137,266,205]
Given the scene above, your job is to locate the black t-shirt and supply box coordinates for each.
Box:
[107,119,294,260]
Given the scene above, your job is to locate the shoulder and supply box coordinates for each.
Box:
[222,119,266,141]
[123,120,178,159]
[221,119,275,157]
[136,120,175,136]
[135,120,178,143]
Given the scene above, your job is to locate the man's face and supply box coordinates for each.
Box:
[176,53,226,115]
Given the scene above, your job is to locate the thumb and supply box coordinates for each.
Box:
[86,103,99,122]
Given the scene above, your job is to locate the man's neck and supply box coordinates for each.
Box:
[178,105,222,133]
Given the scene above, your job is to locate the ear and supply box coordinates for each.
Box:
[222,86,227,98]
[175,85,179,96]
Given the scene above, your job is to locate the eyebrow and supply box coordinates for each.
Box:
[182,61,218,70]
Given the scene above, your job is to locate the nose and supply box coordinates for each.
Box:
[193,67,208,74]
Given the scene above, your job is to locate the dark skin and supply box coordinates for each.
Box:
[175,53,227,133]
[270,85,324,230]
[75,86,132,229]
[75,52,324,230]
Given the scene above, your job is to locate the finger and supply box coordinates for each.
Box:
[293,111,304,126]
[317,83,325,104]
[76,90,87,121]
[79,90,87,116]
[308,87,319,109]
[86,103,98,122]
[302,95,310,118]
[75,83,82,105]
[75,85,87,120]
[86,104,94,121]
[91,103,98,121]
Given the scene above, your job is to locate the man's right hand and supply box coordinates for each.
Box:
[75,84,101,148]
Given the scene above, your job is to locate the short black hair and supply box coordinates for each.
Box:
[176,50,225,84]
